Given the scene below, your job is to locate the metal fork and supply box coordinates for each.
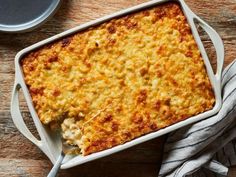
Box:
[47,136,78,177]
[47,152,65,177]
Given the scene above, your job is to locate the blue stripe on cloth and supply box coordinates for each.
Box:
[222,60,236,79]
[173,161,201,177]
[221,72,236,91]
[223,86,236,102]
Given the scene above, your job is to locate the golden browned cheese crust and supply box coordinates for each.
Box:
[22,2,215,155]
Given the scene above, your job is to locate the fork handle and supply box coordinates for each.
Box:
[47,153,64,177]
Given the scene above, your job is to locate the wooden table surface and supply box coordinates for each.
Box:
[0,0,236,176]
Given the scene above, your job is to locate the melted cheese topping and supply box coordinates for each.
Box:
[22,2,215,155]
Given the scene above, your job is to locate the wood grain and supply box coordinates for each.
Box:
[0,0,235,177]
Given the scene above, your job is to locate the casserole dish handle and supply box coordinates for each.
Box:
[194,16,224,85]
[181,0,224,92]
[11,82,43,148]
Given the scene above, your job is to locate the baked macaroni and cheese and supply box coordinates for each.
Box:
[21,2,215,155]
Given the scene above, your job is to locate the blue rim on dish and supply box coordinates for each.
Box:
[0,0,61,33]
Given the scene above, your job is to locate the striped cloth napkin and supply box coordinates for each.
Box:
[158,60,236,177]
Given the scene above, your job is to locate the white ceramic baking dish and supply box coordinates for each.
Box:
[11,0,224,169]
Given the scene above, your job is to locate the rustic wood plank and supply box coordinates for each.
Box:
[0,0,235,176]
[0,158,162,177]
[228,166,236,177]
[0,158,235,177]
